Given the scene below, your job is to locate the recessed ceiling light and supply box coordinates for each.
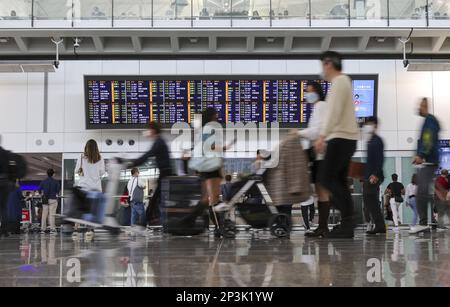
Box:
[189,37,198,44]
[266,37,276,43]
[0,38,9,44]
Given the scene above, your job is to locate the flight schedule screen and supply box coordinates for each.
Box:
[85,75,377,129]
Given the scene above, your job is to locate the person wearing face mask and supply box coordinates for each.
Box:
[410,98,441,234]
[314,51,359,239]
[293,81,331,237]
[130,122,172,226]
[362,117,386,235]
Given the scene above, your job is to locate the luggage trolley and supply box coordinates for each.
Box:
[220,168,291,238]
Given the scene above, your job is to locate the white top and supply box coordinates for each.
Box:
[300,196,315,207]
[75,156,106,192]
[405,183,417,202]
[127,176,146,201]
[298,100,326,160]
[321,74,359,141]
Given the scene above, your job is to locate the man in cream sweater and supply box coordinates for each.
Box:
[315,51,359,238]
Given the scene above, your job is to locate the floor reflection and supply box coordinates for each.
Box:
[0,230,449,287]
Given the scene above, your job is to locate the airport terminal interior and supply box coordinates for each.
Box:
[1,0,450,288]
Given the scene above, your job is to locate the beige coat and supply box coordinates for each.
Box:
[266,135,312,206]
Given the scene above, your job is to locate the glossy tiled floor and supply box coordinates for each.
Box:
[0,229,449,287]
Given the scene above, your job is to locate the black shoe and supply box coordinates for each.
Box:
[366,228,386,235]
[305,227,328,238]
[327,228,354,239]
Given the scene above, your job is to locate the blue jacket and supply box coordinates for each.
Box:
[7,187,23,222]
[365,134,385,181]
[38,177,60,200]
[417,114,441,165]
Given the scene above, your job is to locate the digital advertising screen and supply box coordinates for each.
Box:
[84,75,378,129]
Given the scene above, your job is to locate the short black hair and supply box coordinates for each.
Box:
[202,107,218,126]
[225,175,232,182]
[307,81,326,101]
[47,169,55,177]
[148,121,161,134]
[366,116,379,125]
[320,51,343,71]
[392,174,398,181]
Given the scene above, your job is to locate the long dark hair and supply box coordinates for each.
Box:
[307,81,326,101]
[84,139,101,164]
[202,107,218,127]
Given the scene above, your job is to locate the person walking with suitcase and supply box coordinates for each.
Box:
[314,51,359,238]
[385,174,405,232]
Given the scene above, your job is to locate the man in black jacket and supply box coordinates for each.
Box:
[0,144,11,237]
[130,122,172,225]
[362,117,386,235]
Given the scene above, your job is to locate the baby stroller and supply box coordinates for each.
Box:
[218,168,291,238]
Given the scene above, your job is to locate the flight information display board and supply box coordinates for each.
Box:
[85,75,378,129]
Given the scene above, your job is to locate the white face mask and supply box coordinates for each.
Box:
[362,124,375,135]
[305,92,320,104]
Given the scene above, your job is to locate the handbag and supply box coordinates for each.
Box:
[188,156,223,173]
[394,196,404,203]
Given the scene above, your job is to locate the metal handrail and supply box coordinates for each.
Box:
[0,0,442,28]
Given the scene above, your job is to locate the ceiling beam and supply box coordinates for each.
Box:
[171,37,179,52]
[284,35,293,53]
[92,37,104,52]
[131,36,142,53]
[209,36,217,52]
[358,36,370,52]
[247,35,255,52]
[321,36,331,51]
[14,37,28,52]
[432,36,446,53]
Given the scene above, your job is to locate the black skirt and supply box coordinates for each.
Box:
[200,170,223,180]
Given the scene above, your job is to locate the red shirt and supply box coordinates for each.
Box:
[435,176,449,200]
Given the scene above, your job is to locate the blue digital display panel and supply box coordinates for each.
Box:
[85,75,377,129]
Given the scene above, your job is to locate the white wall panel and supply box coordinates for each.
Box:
[26,133,64,153]
[100,131,141,153]
[0,133,27,152]
[343,60,360,74]
[395,61,433,132]
[63,132,102,153]
[139,60,177,75]
[259,60,287,74]
[397,130,420,151]
[285,60,321,75]
[176,60,204,75]
[26,73,45,133]
[231,60,259,74]
[203,60,232,75]
[64,61,102,132]
[47,62,65,133]
[101,60,139,75]
[0,74,28,133]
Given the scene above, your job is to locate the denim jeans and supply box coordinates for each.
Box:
[408,197,418,226]
[131,201,145,226]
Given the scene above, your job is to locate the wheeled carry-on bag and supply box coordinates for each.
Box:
[160,176,209,236]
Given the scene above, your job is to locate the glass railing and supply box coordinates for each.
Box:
[0,0,448,28]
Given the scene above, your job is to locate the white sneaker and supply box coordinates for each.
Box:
[85,231,94,241]
[436,226,448,233]
[393,226,400,233]
[409,225,431,234]
[49,229,58,235]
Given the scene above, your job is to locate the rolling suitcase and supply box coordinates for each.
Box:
[160,176,208,235]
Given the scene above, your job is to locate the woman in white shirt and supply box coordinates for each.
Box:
[73,139,106,239]
[405,174,418,227]
[295,81,330,237]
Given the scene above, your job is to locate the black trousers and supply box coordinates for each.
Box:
[363,180,385,229]
[0,186,9,234]
[417,165,438,226]
[319,138,357,228]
